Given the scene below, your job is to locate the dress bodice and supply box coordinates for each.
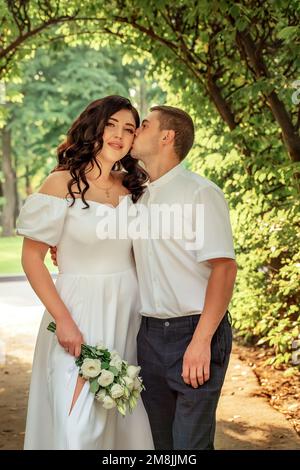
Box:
[16,193,136,275]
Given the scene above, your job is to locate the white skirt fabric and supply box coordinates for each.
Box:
[24,270,154,450]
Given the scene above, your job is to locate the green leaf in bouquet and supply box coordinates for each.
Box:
[95,350,104,358]
[101,362,110,370]
[129,395,137,411]
[90,379,100,394]
[47,322,56,333]
[116,400,127,416]
[100,348,109,354]
[102,352,111,363]
[81,344,97,358]
[109,366,119,376]
[89,346,104,358]
[75,357,83,367]
[132,389,141,399]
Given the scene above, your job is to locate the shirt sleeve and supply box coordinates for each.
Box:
[16,193,68,246]
[192,185,235,263]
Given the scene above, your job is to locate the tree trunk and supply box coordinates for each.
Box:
[138,71,148,118]
[1,127,17,236]
[206,74,237,131]
[236,30,300,164]
[25,164,33,196]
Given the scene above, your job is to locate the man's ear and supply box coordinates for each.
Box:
[162,130,175,144]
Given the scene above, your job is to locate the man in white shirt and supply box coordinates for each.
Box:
[130,105,237,450]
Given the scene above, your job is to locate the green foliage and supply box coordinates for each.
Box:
[4,44,165,196]
[0,236,56,274]
[187,122,300,368]
[1,0,299,366]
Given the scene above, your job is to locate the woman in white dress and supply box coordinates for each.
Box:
[16,95,154,450]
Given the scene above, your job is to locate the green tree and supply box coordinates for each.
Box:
[1,43,165,234]
[2,1,299,168]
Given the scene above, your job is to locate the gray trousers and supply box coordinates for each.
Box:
[137,312,232,450]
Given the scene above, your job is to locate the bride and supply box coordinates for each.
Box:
[16,95,154,450]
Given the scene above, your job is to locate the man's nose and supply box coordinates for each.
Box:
[135,127,141,137]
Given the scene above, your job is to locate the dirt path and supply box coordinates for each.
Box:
[216,344,299,449]
[0,280,299,450]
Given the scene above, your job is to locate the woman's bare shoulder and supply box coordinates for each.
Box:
[38,170,71,198]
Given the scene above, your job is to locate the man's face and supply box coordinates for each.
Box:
[131,111,162,162]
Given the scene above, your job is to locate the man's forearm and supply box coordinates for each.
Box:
[193,259,237,343]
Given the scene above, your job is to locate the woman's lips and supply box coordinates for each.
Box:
[108,142,123,150]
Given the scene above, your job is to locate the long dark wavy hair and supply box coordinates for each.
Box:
[53,95,148,208]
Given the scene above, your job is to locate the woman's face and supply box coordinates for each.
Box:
[98,109,137,163]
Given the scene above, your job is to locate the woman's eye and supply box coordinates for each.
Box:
[126,129,134,134]
[106,122,114,127]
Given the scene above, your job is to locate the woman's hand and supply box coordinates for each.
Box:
[56,316,84,357]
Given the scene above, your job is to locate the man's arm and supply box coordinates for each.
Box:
[181,257,237,388]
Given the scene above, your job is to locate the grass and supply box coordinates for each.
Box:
[0,236,57,275]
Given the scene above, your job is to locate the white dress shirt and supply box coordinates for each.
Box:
[132,163,235,319]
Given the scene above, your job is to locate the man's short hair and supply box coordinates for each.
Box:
[150,105,195,160]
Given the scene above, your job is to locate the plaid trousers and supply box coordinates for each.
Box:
[137,312,232,450]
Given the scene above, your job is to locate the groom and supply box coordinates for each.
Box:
[51,105,237,450]
[129,105,237,450]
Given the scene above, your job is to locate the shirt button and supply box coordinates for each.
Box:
[164,321,170,327]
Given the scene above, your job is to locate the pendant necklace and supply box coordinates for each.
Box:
[92,177,115,198]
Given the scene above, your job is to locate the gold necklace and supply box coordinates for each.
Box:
[89,177,115,198]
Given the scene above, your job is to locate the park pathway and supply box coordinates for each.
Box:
[0,279,299,450]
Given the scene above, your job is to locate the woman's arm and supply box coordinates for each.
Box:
[21,230,84,358]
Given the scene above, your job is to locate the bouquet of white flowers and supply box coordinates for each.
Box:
[47,321,144,416]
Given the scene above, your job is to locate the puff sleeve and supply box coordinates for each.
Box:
[192,185,235,263]
[16,193,68,246]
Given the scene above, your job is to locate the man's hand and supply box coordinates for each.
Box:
[182,337,211,388]
[181,258,237,389]
[50,246,58,266]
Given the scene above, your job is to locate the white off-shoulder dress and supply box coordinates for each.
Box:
[16,193,154,450]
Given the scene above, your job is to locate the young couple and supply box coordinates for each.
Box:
[17,95,237,450]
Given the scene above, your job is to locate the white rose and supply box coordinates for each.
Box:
[123,376,134,391]
[95,389,107,402]
[109,355,122,371]
[97,370,114,387]
[126,365,141,379]
[102,396,116,409]
[96,341,106,351]
[81,358,102,378]
[110,383,124,399]
[110,350,120,358]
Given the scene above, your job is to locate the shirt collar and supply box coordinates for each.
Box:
[148,163,185,191]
